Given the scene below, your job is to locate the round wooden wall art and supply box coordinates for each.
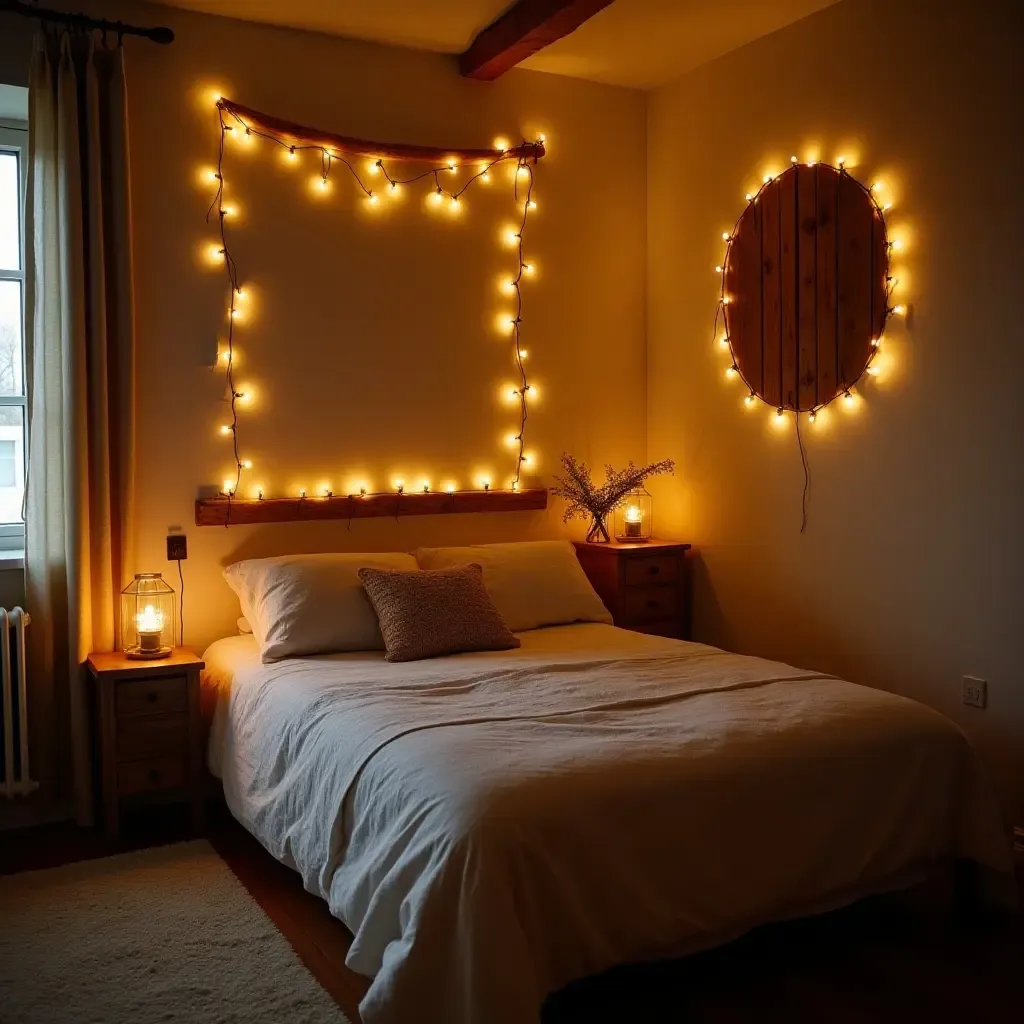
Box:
[719,159,896,418]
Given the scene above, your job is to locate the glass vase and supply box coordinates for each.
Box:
[585,514,611,544]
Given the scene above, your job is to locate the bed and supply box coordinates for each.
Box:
[204,622,1013,1024]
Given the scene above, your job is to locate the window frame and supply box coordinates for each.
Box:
[0,120,28,551]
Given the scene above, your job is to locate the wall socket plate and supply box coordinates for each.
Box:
[166,534,187,561]
[961,675,986,709]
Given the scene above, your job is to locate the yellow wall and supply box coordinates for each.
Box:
[99,2,647,648]
[647,0,1023,816]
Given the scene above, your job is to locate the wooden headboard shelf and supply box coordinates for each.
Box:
[194,488,547,527]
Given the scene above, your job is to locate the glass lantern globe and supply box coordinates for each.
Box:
[614,486,653,543]
[121,573,176,660]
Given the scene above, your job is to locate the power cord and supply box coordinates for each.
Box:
[176,558,184,646]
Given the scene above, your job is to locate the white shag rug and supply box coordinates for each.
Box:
[0,840,350,1024]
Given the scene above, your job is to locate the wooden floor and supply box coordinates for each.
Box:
[2,805,1021,1024]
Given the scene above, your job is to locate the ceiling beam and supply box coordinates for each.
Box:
[459,0,616,81]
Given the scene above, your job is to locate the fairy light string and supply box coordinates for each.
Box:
[713,154,907,531]
[715,156,901,420]
[205,98,545,517]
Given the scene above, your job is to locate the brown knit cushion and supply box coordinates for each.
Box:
[357,564,521,663]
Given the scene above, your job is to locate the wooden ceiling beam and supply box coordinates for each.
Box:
[459,0,616,81]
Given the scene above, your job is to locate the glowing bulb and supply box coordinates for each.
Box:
[421,481,431,493]
[319,177,329,190]
[241,459,252,470]
[481,478,491,491]
[367,192,378,205]
[775,408,785,422]
[807,159,817,167]
[359,487,367,497]
[522,262,534,275]
[722,296,731,305]
[494,137,509,152]
[517,165,529,178]
[504,279,517,294]
[722,232,731,241]
[394,479,404,493]
[881,201,893,212]
[235,389,251,405]
[480,171,490,182]
[299,488,306,498]
[808,410,817,423]
[790,155,798,164]
[255,486,264,500]
[536,133,546,144]
[520,453,531,465]
[222,479,234,496]
[511,480,519,492]
[526,199,537,210]
[446,158,458,172]
[432,188,444,205]
[450,195,460,209]
[871,337,881,348]
[220,424,232,436]
[389,180,400,193]
[744,393,755,407]
[726,365,738,379]
[719,336,730,348]
[509,388,520,401]
[890,238,905,252]
[235,286,246,300]
[506,230,521,246]
[866,364,881,376]
[526,384,538,401]
[871,181,883,192]
[221,204,236,218]
[891,304,907,316]
[715,265,723,274]
[287,147,297,161]
[519,349,528,360]
[506,433,519,448]
[745,192,754,202]
[837,155,846,167]
[843,391,854,406]
[229,307,241,320]
[763,173,774,183]
[208,244,225,263]
[368,159,380,176]
[445,483,456,495]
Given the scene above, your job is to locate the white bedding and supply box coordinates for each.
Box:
[205,625,1012,1024]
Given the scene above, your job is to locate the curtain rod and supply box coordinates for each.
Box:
[0,1,175,44]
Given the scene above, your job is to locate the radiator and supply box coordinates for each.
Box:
[0,607,36,798]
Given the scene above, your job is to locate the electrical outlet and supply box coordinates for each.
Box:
[961,676,986,709]
[166,533,188,561]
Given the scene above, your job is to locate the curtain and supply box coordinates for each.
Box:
[25,33,136,826]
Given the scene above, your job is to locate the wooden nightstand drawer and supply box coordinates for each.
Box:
[89,649,206,835]
[623,584,679,623]
[623,554,679,587]
[117,714,189,762]
[116,675,187,717]
[117,755,186,798]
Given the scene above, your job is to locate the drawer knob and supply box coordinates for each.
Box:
[648,565,660,575]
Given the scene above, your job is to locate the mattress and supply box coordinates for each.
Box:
[204,624,1012,1024]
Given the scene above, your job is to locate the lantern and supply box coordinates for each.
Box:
[614,486,653,543]
[121,573,176,659]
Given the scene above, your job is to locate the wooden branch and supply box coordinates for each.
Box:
[220,100,545,164]
[195,489,548,527]
[459,0,616,81]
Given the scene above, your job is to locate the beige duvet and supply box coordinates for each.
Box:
[205,624,1012,1024]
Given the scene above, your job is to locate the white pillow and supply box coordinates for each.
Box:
[223,552,419,662]
[413,540,611,632]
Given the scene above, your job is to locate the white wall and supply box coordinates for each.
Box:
[647,0,1024,819]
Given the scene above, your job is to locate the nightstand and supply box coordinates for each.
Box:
[573,539,692,640]
[87,649,205,835]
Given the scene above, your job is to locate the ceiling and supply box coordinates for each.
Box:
[152,0,838,90]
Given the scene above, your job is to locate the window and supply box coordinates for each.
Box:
[0,119,27,548]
